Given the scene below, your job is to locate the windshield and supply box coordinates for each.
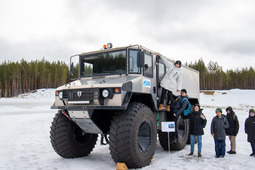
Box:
[80,50,126,77]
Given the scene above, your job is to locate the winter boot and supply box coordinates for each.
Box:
[229,151,236,154]
[166,105,170,112]
[250,153,255,156]
[188,152,193,156]
[227,150,232,154]
[198,152,202,157]
[159,104,163,111]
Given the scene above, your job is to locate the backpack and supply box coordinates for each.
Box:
[181,98,192,116]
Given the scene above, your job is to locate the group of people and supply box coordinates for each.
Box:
[158,56,255,158]
[188,106,255,158]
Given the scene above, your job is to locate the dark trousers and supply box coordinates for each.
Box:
[250,142,255,153]
[101,134,109,144]
[214,139,226,156]
[160,88,173,105]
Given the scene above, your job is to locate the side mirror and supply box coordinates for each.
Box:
[70,62,74,76]
[137,51,144,67]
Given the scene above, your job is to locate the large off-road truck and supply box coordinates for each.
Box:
[50,44,200,168]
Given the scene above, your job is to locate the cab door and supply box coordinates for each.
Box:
[156,55,166,107]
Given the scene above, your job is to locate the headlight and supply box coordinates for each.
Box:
[102,89,109,98]
[59,91,63,99]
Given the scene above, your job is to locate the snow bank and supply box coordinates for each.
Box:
[0,89,55,115]
[0,89,255,170]
[200,89,255,111]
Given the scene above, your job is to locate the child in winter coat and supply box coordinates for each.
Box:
[211,108,229,158]
[225,106,239,154]
[188,104,207,157]
[245,109,255,156]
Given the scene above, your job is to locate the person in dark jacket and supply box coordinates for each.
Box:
[188,104,207,157]
[211,108,229,158]
[225,106,239,154]
[245,109,255,156]
[171,89,189,117]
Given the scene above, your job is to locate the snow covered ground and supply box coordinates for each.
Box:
[0,89,255,170]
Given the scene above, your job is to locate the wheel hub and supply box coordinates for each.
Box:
[138,121,151,152]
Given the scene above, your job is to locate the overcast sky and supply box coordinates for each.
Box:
[0,0,255,70]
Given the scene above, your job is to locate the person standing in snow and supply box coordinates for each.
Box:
[211,108,229,158]
[188,104,207,157]
[225,106,239,154]
[159,56,183,112]
[245,109,255,156]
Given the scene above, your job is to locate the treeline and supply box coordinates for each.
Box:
[1,58,255,97]
[187,58,255,90]
[0,59,68,97]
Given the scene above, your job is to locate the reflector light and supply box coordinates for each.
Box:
[115,88,120,93]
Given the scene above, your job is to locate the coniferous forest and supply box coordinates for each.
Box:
[0,58,254,97]
[0,59,69,97]
[187,59,255,90]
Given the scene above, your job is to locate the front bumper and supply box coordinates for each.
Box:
[51,102,128,110]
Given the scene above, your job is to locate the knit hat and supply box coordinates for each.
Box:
[215,108,222,113]
[249,109,255,113]
[194,104,200,110]
[174,60,182,67]
[181,89,187,94]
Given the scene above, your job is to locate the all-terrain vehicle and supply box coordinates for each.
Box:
[50,44,200,168]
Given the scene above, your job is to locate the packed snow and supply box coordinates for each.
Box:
[0,89,255,170]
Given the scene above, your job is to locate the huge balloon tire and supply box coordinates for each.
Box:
[50,111,98,158]
[109,102,157,168]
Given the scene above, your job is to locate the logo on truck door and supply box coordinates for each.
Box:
[143,78,151,88]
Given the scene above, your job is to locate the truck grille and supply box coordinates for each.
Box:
[63,89,98,101]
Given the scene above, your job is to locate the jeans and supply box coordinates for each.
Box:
[214,139,226,156]
[190,135,202,153]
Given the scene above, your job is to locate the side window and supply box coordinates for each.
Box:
[144,53,153,77]
[129,50,140,73]
[158,63,165,80]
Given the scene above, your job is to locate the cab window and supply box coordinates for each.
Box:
[144,53,153,77]
[129,50,140,73]
[158,62,165,80]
